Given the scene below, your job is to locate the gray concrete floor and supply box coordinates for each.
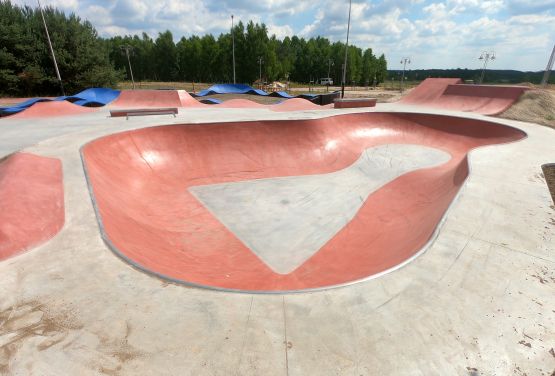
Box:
[0,103,554,375]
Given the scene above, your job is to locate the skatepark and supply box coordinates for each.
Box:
[1,79,555,374]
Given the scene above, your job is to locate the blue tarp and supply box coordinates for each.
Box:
[0,87,121,116]
[197,84,268,97]
[194,84,324,102]
[268,91,295,99]
[64,87,121,106]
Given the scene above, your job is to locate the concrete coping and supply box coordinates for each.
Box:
[109,107,178,119]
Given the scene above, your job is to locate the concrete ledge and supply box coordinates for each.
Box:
[334,98,377,109]
[109,107,178,119]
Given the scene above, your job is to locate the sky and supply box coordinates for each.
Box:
[13,0,555,70]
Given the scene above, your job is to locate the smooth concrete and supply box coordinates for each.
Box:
[80,112,523,291]
[0,102,554,375]
[190,145,450,275]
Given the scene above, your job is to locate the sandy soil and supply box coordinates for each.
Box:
[498,89,555,129]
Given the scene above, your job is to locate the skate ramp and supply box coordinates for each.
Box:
[401,78,463,105]
[271,98,327,111]
[0,153,64,261]
[64,87,120,106]
[82,112,525,292]
[401,78,528,115]
[0,88,120,117]
[0,98,52,116]
[10,101,97,119]
[197,84,268,97]
[110,90,193,108]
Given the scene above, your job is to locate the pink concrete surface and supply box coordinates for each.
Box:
[401,78,463,105]
[110,90,197,108]
[0,153,64,261]
[10,101,96,119]
[400,78,528,115]
[111,89,328,112]
[81,112,525,292]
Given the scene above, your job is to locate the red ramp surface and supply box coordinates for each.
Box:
[82,112,524,292]
[400,78,528,115]
[0,153,64,260]
[10,101,96,119]
[401,78,463,105]
[111,89,204,108]
[111,89,328,112]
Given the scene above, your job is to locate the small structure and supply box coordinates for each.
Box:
[334,98,377,109]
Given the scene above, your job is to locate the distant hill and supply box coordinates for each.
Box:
[387,69,553,85]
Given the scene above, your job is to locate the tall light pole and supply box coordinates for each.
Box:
[327,59,334,80]
[258,56,264,84]
[541,44,555,88]
[231,15,236,84]
[327,59,334,92]
[341,0,352,98]
[120,45,136,89]
[37,0,64,96]
[478,51,496,84]
[400,57,410,92]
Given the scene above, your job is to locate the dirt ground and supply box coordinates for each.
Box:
[497,88,555,129]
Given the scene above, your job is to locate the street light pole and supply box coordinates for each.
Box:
[120,45,136,89]
[37,0,64,96]
[327,59,334,92]
[258,56,264,84]
[231,15,236,84]
[541,44,555,88]
[400,57,410,92]
[341,0,352,98]
[478,51,496,84]
[327,59,334,80]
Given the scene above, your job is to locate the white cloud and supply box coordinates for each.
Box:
[9,0,555,70]
[267,24,294,39]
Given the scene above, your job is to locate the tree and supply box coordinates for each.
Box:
[0,0,120,96]
[154,30,178,81]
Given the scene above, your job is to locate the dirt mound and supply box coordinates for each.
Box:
[498,89,555,129]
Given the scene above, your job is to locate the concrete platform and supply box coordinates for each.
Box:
[0,102,554,375]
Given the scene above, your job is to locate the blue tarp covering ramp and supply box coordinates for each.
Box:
[1,87,120,116]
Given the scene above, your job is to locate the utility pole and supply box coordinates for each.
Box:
[231,15,236,84]
[478,51,496,84]
[258,56,264,85]
[327,59,334,92]
[120,45,136,89]
[541,44,555,87]
[37,0,64,96]
[400,57,410,92]
[341,0,352,98]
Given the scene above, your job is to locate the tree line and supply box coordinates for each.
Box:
[0,0,387,97]
[106,23,388,86]
[389,68,553,85]
[0,0,120,96]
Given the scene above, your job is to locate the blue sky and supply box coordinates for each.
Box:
[14,0,555,70]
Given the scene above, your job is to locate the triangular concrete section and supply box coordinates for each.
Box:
[189,144,451,275]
